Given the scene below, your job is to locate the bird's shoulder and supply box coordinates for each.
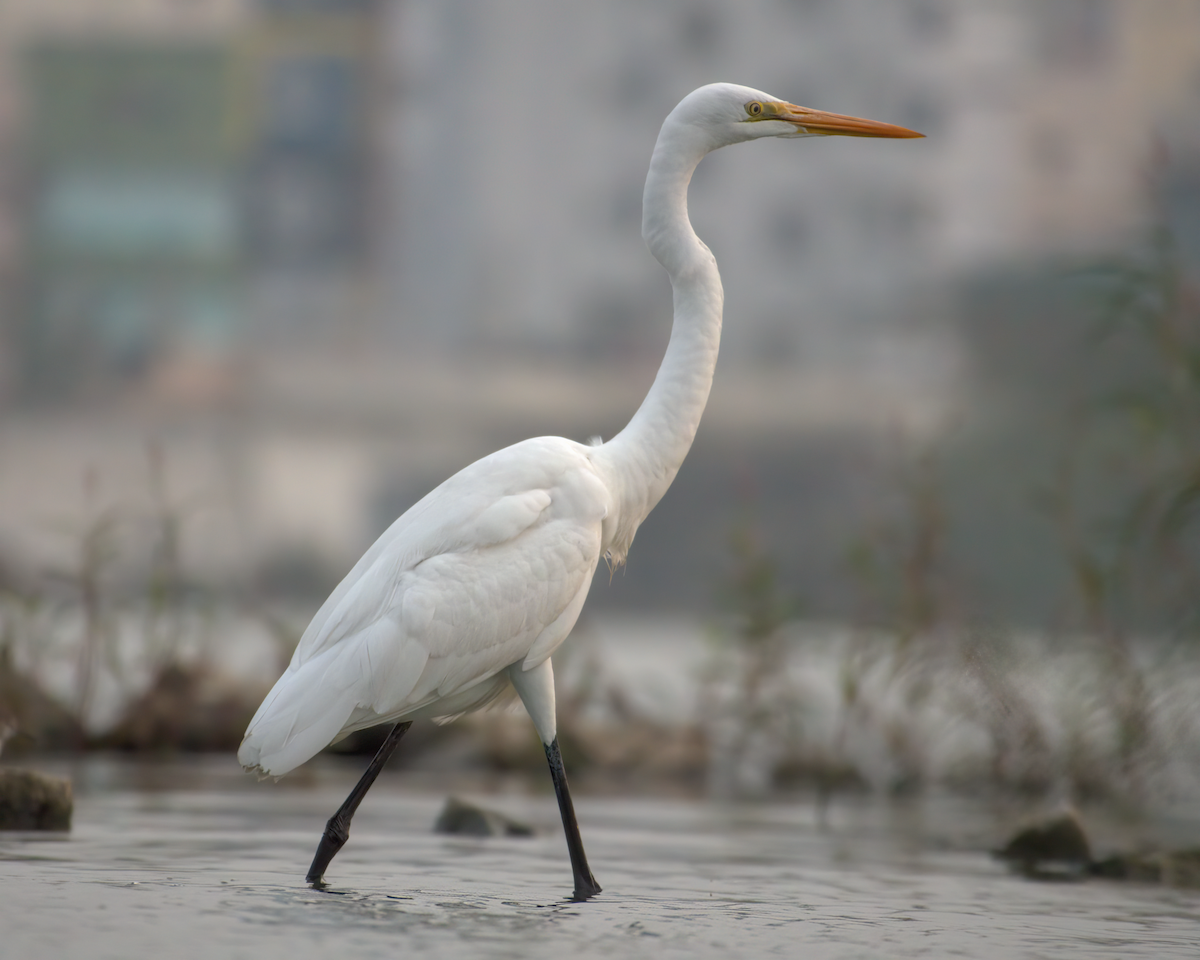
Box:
[291,437,610,666]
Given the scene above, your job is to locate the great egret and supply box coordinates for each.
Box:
[239,82,921,900]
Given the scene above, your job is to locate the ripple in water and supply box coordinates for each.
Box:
[2,758,1199,959]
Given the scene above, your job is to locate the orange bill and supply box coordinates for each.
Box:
[761,101,923,138]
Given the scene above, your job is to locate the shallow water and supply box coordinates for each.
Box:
[2,758,1199,959]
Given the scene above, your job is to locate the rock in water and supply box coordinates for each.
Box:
[0,769,72,830]
[1091,847,1200,887]
[996,809,1200,888]
[994,810,1092,879]
[434,797,533,838]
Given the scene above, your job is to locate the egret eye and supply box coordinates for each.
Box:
[746,101,763,117]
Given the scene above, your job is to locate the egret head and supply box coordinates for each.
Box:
[669,82,924,152]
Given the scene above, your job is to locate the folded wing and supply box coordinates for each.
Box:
[238,438,609,777]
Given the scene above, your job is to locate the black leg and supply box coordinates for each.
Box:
[544,737,602,901]
[306,721,412,887]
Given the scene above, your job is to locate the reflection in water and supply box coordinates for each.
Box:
[1,757,1199,959]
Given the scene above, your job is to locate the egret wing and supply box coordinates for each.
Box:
[239,438,610,776]
[293,438,599,668]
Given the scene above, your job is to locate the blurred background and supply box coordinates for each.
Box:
[1,0,1200,803]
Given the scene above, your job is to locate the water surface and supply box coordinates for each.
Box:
[2,758,1198,959]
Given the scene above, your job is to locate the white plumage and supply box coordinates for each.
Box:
[238,82,919,897]
[240,438,609,775]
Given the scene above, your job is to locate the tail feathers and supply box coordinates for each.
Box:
[238,648,360,777]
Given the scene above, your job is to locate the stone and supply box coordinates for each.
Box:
[0,768,73,831]
[1091,848,1200,888]
[433,796,533,838]
[994,810,1092,879]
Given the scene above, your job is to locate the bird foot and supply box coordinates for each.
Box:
[570,876,603,902]
[305,821,348,886]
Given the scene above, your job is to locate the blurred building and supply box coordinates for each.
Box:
[243,0,383,347]
[0,0,381,401]
[22,41,243,396]
[0,0,1198,619]
[4,0,1198,387]
[386,0,1200,360]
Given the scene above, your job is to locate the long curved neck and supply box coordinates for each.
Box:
[597,119,723,561]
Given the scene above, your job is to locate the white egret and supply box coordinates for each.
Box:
[239,82,921,900]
